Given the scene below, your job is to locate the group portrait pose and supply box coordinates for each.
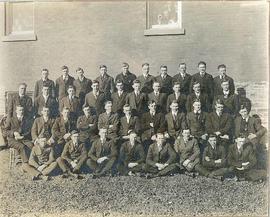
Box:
[2,61,268,182]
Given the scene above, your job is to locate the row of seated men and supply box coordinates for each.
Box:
[4,100,267,181]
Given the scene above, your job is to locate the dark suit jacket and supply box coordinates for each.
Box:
[96,73,114,98]
[115,71,136,93]
[227,142,257,169]
[98,112,119,137]
[174,137,200,165]
[52,116,76,142]
[5,115,33,140]
[119,115,140,136]
[213,75,235,96]
[147,92,167,113]
[7,93,33,118]
[125,92,148,116]
[34,79,56,99]
[137,74,155,94]
[34,95,58,118]
[111,92,127,114]
[84,91,106,116]
[154,74,173,94]
[186,92,210,113]
[202,143,226,169]
[238,97,252,113]
[146,142,176,166]
[73,77,92,106]
[62,140,87,163]
[166,93,187,113]
[172,73,192,95]
[165,112,187,138]
[206,112,233,137]
[59,96,81,118]
[190,72,214,102]
[119,141,145,166]
[77,114,98,142]
[88,138,118,161]
[31,117,55,141]
[213,93,240,116]
[55,75,75,100]
[141,112,165,141]
[186,111,207,138]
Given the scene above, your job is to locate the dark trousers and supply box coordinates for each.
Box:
[57,156,87,173]
[144,163,178,176]
[7,138,33,163]
[86,157,116,175]
[22,162,58,177]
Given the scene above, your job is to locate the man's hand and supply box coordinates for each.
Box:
[122,135,130,140]
[151,135,157,141]
[89,124,94,127]
[201,134,208,140]
[48,137,55,146]
[205,156,210,162]
[248,133,257,140]
[214,159,222,164]
[183,159,191,167]
[70,161,77,169]
[215,131,221,136]
[63,133,71,140]
[97,156,108,164]
[128,162,138,168]
[220,134,229,140]
[37,164,47,172]
[242,162,250,167]
[150,122,154,128]
[109,125,114,128]
[236,167,245,171]
[164,132,170,139]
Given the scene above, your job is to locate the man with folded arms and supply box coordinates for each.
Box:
[57,130,87,179]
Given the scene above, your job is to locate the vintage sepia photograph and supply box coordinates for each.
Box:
[0,1,268,216]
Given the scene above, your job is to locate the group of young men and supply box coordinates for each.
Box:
[2,61,268,181]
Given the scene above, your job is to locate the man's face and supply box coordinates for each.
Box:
[105,102,112,113]
[160,67,167,76]
[67,88,75,96]
[219,67,226,76]
[133,83,140,91]
[153,83,160,92]
[193,83,200,93]
[208,137,217,147]
[62,68,68,76]
[198,64,206,73]
[156,134,165,145]
[122,66,129,74]
[42,107,50,117]
[142,65,149,75]
[71,134,79,144]
[182,129,191,140]
[92,83,99,91]
[116,82,124,91]
[83,107,91,116]
[41,70,49,80]
[42,87,49,96]
[77,70,84,78]
[173,84,181,93]
[39,138,47,149]
[179,64,186,73]
[236,137,246,148]
[19,85,26,96]
[100,67,107,75]
[193,101,201,111]
[170,103,178,113]
[62,109,69,119]
[16,107,24,117]
[123,106,131,116]
[148,103,156,113]
[239,108,249,119]
[221,82,229,91]
[215,103,224,114]
[99,129,107,139]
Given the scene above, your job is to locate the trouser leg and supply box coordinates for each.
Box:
[75,155,87,170]
[194,164,210,177]
[130,163,146,173]
[21,163,40,177]
[245,169,267,181]
[8,139,29,163]
[56,157,69,173]
[42,162,58,176]
[144,164,159,174]
[157,163,178,176]
[99,157,116,175]
[86,159,98,173]
[210,167,230,177]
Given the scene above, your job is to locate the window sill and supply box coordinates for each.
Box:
[144,28,185,36]
[2,31,37,42]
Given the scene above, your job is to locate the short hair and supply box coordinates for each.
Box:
[18,82,27,88]
[76,67,84,72]
[82,105,90,110]
[192,98,201,104]
[61,65,68,70]
[237,133,248,139]
[148,100,156,106]
[142,63,149,67]
[173,81,181,86]
[208,134,217,139]
[218,64,226,70]
[160,65,167,69]
[198,61,206,67]
[92,80,99,85]
[123,104,131,109]
[71,130,79,135]
[62,107,70,112]
[99,65,107,69]
[214,99,224,106]
[128,130,137,136]
[41,68,49,73]
[178,63,186,67]
[122,62,129,67]
[239,104,248,111]
[115,79,123,84]
[133,79,141,84]
[67,85,75,90]
[105,100,112,106]
[192,80,200,87]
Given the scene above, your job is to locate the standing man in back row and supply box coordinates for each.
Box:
[173,63,192,95]
[115,63,137,93]
[34,68,55,99]
[137,63,155,94]
[95,65,114,99]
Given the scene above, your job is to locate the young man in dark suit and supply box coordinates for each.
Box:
[147,81,167,113]
[95,65,114,99]
[173,63,192,95]
[111,79,127,116]
[137,63,155,94]
[115,62,136,93]
[34,68,55,99]
[55,65,75,101]
[154,65,173,95]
